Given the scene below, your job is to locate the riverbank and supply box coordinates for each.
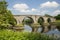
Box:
[0,29,57,40]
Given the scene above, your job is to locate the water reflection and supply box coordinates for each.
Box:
[24,25,42,32]
[24,25,60,34]
[24,25,32,32]
[37,27,42,32]
[46,28,60,34]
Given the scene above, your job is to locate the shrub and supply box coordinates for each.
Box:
[0,29,56,40]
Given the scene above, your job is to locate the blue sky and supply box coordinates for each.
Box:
[6,0,60,16]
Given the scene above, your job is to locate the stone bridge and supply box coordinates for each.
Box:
[14,15,56,24]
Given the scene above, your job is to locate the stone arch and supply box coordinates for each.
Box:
[22,16,34,25]
[14,17,20,25]
[38,17,44,25]
[47,17,51,23]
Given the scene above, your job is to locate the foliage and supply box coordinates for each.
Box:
[0,0,17,29]
[45,14,52,17]
[0,29,56,40]
[55,14,60,20]
[38,17,44,25]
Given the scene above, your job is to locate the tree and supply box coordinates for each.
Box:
[55,14,60,20]
[0,0,17,29]
[45,14,52,17]
[5,10,17,26]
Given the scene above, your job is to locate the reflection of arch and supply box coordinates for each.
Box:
[38,17,44,25]
[57,26,60,31]
[47,18,51,23]
[22,16,34,25]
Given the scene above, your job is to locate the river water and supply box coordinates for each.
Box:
[24,25,60,37]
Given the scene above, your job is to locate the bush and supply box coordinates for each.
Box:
[54,14,60,20]
[0,29,56,40]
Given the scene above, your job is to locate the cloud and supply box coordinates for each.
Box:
[12,2,60,16]
[13,3,30,12]
[40,10,60,16]
[52,10,60,16]
[31,8,37,12]
[40,1,59,8]
[20,10,30,12]
[13,4,38,12]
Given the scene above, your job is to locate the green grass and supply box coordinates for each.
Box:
[56,20,60,22]
[0,29,56,40]
[55,20,60,26]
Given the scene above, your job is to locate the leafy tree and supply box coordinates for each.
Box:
[45,14,52,17]
[55,14,60,20]
[0,0,17,29]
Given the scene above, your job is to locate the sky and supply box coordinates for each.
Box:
[6,0,60,16]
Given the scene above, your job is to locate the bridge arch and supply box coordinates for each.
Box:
[47,17,52,24]
[38,17,44,25]
[22,16,34,25]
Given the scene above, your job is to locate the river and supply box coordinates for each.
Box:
[24,25,60,38]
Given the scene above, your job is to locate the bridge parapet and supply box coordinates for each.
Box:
[14,15,56,25]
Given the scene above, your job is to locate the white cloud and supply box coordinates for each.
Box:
[12,3,60,16]
[40,1,59,8]
[13,4,29,10]
[13,4,38,12]
[13,3,30,12]
[31,8,37,12]
[40,10,60,16]
[20,10,30,12]
[52,10,60,16]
